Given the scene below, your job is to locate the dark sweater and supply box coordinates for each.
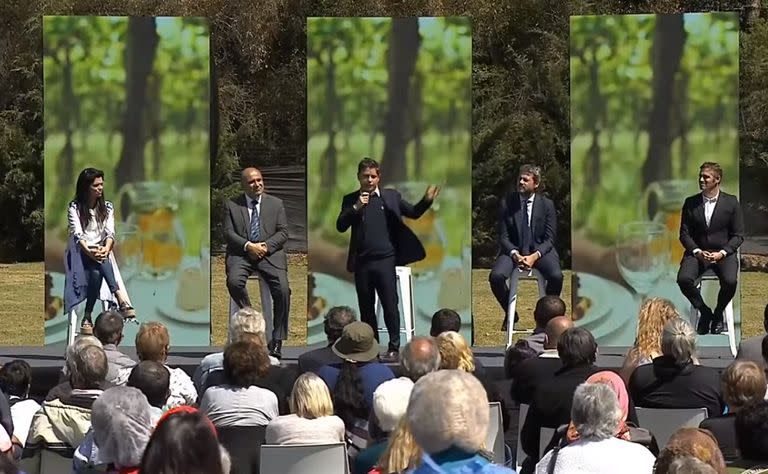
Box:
[358,193,394,259]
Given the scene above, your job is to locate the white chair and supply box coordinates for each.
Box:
[228,273,274,343]
[373,266,415,343]
[506,268,547,348]
[635,407,708,449]
[515,403,529,472]
[486,402,505,465]
[539,427,555,460]
[260,442,349,474]
[688,267,737,357]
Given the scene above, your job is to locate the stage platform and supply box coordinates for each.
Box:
[0,344,737,400]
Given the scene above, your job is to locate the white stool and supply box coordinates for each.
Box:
[67,300,111,346]
[506,267,547,348]
[228,273,274,343]
[374,266,415,343]
[689,268,737,357]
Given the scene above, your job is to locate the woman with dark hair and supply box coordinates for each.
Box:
[65,167,135,334]
[139,406,230,474]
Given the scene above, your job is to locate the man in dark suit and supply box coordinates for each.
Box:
[488,164,563,329]
[224,167,291,358]
[336,157,439,362]
[677,161,744,335]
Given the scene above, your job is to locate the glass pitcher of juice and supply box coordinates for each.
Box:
[640,179,696,265]
[117,182,184,279]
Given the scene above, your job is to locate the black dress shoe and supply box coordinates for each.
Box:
[696,308,713,335]
[501,312,519,332]
[381,350,399,363]
[710,321,725,335]
[269,340,282,359]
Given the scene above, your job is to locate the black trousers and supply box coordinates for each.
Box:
[677,253,738,321]
[488,252,563,312]
[226,254,291,341]
[354,255,399,351]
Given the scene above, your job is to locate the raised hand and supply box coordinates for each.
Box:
[424,185,441,202]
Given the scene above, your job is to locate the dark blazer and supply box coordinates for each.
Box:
[509,355,562,405]
[297,346,342,374]
[699,414,738,464]
[497,192,558,257]
[679,191,744,256]
[224,193,289,270]
[336,188,431,273]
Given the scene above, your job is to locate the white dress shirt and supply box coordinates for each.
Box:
[244,194,263,250]
[511,193,539,258]
[693,192,727,257]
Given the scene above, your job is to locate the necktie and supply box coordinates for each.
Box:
[521,198,533,253]
[250,199,260,241]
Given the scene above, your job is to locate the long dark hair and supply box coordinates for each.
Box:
[74,167,108,230]
[140,409,225,474]
[332,360,367,428]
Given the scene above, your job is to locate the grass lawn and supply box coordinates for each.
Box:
[3,259,766,347]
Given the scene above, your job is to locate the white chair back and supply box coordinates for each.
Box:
[260,442,349,474]
[539,427,555,459]
[515,403,529,472]
[635,407,708,449]
[486,402,505,464]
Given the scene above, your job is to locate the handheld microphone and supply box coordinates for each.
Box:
[360,191,369,222]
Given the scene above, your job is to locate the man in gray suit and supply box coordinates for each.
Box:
[736,304,768,366]
[224,167,291,358]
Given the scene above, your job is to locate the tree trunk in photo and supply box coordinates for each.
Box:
[148,73,162,178]
[322,46,338,187]
[59,43,75,188]
[382,18,420,183]
[676,71,690,178]
[585,46,602,183]
[412,71,424,180]
[116,17,158,190]
[642,14,686,189]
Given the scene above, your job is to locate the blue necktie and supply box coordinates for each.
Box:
[521,198,533,253]
[250,199,260,241]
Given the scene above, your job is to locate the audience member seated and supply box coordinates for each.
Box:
[524,296,567,354]
[509,316,572,404]
[629,318,725,417]
[93,310,136,384]
[729,400,768,472]
[700,361,766,464]
[371,417,422,474]
[27,345,108,462]
[736,304,768,366]
[520,327,600,472]
[139,406,230,474]
[536,383,655,474]
[400,336,441,383]
[47,335,103,401]
[432,309,486,376]
[115,322,197,408]
[654,428,726,474]
[200,339,279,428]
[265,372,344,444]
[74,386,153,473]
[318,321,395,457]
[667,456,719,474]
[406,370,515,473]
[298,305,356,374]
[193,307,279,394]
[127,361,171,423]
[355,377,414,474]
[620,298,681,383]
[0,360,38,452]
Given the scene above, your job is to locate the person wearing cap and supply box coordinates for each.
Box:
[317,321,395,457]
[406,370,515,473]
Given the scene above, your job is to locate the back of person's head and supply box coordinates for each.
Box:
[332,360,367,428]
[666,456,719,474]
[557,327,597,367]
[377,416,422,474]
[136,322,170,362]
[534,295,566,329]
[94,310,125,345]
[763,303,768,334]
[64,335,103,376]
[761,334,768,366]
[430,308,461,337]
[323,306,357,343]
[400,336,441,381]
[69,344,108,389]
[655,427,726,474]
[228,307,266,343]
[128,360,171,409]
[373,377,414,433]
[290,372,334,419]
[544,316,573,350]
[223,339,270,387]
[407,370,488,454]
[140,407,227,474]
[0,359,32,397]
[436,331,475,372]
[721,361,766,413]
[92,386,152,468]
[636,298,680,360]
[661,318,696,365]
[571,382,622,441]
[0,455,19,474]
[735,400,768,462]
[503,340,538,378]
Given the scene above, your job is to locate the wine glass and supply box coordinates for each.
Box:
[615,221,669,302]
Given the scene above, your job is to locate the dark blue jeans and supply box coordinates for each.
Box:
[80,249,119,314]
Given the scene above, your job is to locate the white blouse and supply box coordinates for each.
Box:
[67,201,116,247]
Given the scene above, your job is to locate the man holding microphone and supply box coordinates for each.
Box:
[336,158,439,361]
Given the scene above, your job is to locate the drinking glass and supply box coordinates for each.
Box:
[615,221,669,301]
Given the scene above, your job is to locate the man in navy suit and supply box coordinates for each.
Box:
[489,164,563,329]
[677,161,744,335]
[336,158,439,361]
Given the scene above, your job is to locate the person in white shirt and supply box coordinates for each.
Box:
[0,360,40,448]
